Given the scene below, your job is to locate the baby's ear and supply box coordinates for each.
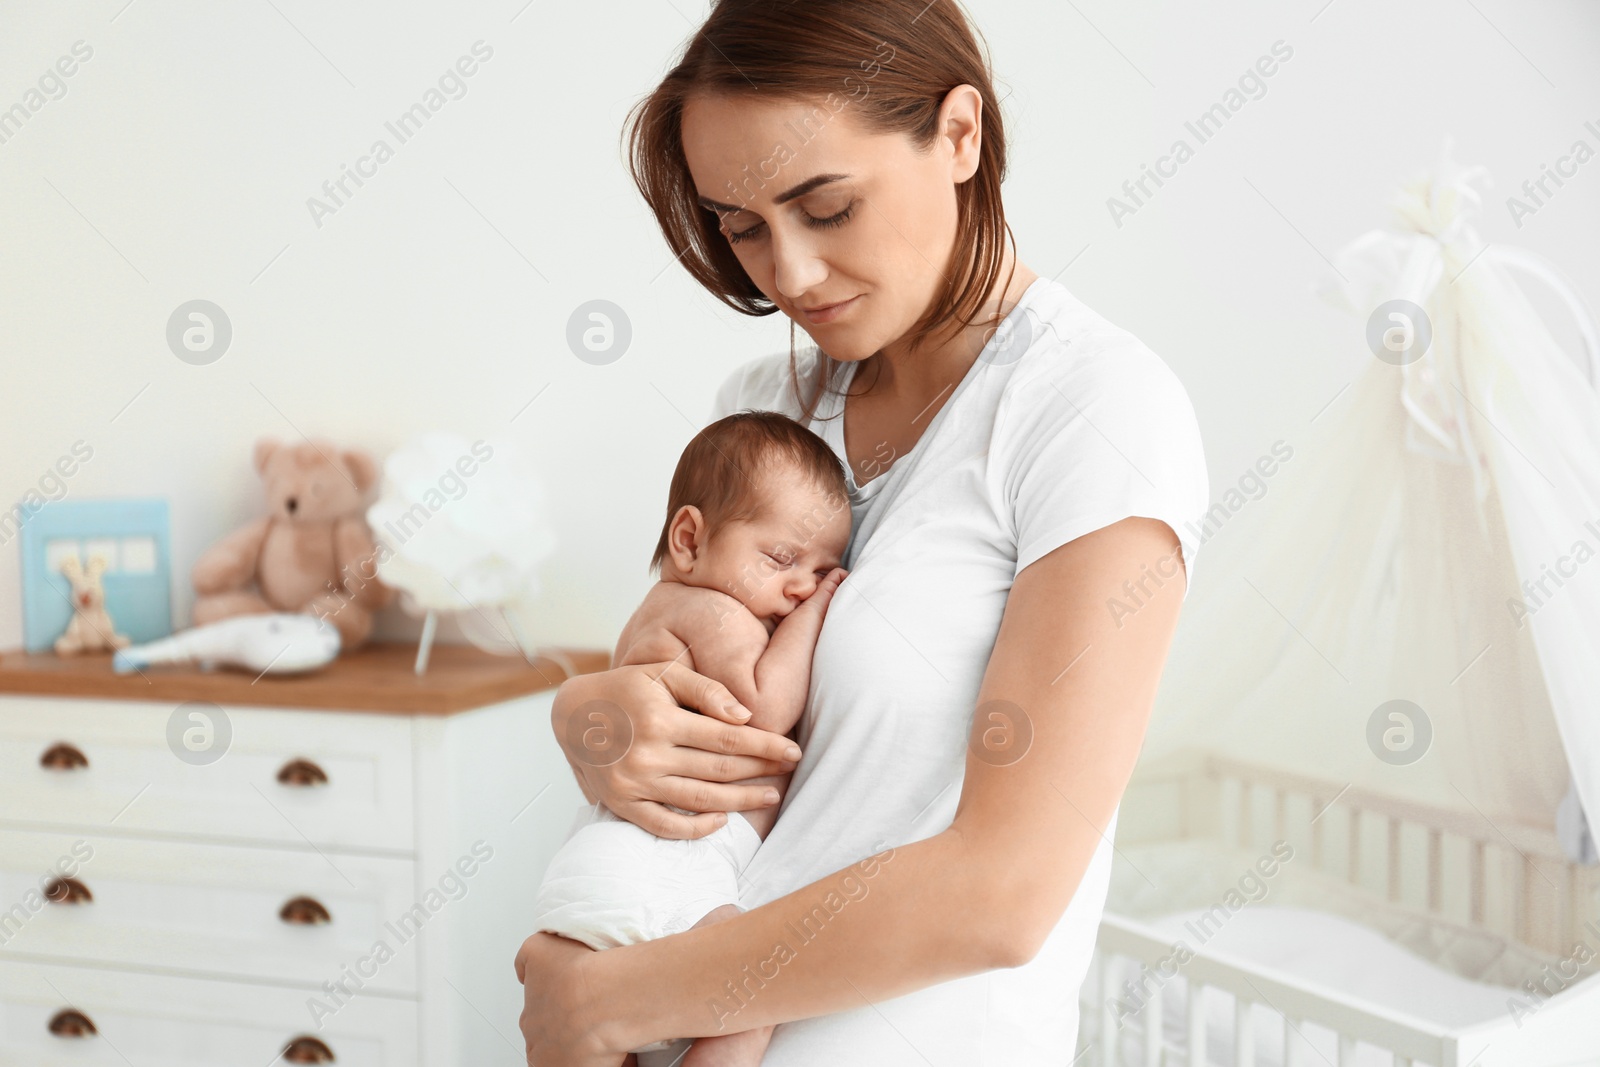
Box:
[666,504,705,566]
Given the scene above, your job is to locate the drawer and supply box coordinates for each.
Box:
[0,828,422,993]
[0,957,417,1066]
[0,696,414,852]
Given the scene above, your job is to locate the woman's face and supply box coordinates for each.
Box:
[681,90,980,362]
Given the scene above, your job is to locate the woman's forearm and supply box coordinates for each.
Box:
[588,826,1017,1051]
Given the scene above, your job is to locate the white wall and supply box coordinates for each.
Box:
[3,0,1597,655]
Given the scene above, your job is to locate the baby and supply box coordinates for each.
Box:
[529,409,852,1066]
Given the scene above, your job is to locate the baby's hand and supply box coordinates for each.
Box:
[768,569,847,637]
[791,567,847,619]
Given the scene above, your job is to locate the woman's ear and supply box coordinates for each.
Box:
[938,83,983,184]
[665,505,707,573]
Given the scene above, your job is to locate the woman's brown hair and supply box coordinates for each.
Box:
[622,0,1017,424]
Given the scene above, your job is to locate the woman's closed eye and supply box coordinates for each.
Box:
[725,200,857,244]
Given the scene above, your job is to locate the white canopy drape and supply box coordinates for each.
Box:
[1146,143,1600,861]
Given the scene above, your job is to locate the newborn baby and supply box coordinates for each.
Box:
[530,409,852,1066]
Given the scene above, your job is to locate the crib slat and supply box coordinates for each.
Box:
[1517,853,1532,946]
[1348,807,1362,888]
[1387,817,1402,902]
[1187,982,1206,1067]
[1427,829,1443,913]
[1285,1016,1308,1067]
[1233,998,1255,1067]
[1099,954,1118,1067]
[1338,1032,1359,1065]
[1222,776,1237,845]
[1143,985,1162,1067]
[1562,862,1578,952]
[1310,796,1325,870]
[1470,839,1486,926]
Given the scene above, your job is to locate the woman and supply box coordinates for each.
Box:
[515,1,1209,1063]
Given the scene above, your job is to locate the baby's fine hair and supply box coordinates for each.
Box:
[650,410,849,574]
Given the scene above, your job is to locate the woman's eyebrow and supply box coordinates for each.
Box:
[697,173,852,214]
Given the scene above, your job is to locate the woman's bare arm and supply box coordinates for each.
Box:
[518,516,1188,1057]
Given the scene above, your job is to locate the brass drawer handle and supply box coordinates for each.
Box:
[283,1035,336,1063]
[277,758,328,787]
[279,896,332,925]
[48,1008,97,1037]
[44,877,93,905]
[40,742,89,771]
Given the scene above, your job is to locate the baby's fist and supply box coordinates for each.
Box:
[805,567,848,607]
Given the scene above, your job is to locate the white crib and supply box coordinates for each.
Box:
[1076,752,1600,1067]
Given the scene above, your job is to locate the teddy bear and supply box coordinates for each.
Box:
[55,553,132,655]
[191,437,395,649]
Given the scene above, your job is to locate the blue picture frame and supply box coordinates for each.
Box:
[18,499,173,653]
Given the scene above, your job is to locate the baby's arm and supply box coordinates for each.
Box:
[746,569,847,733]
[678,570,846,736]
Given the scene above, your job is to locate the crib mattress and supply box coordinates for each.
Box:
[1146,905,1512,1027]
[1108,838,1550,988]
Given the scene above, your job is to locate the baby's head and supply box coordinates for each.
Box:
[652,410,851,626]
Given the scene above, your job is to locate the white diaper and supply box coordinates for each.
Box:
[531,802,762,952]
[529,803,763,1055]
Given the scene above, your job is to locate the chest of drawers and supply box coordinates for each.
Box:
[0,641,605,1066]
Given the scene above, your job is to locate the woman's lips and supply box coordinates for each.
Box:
[801,295,860,325]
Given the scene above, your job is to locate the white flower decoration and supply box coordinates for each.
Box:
[366,431,556,615]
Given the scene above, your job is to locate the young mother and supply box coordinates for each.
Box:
[516,1,1208,1063]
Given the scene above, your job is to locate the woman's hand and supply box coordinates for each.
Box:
[553,660,803,839]
[514,931,626,1066]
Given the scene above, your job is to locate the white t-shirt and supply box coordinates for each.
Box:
[637,275,1210,1065]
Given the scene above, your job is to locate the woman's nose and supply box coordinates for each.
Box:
[770,227,828,304]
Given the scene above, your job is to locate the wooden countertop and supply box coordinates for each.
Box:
[0,641,611,714]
